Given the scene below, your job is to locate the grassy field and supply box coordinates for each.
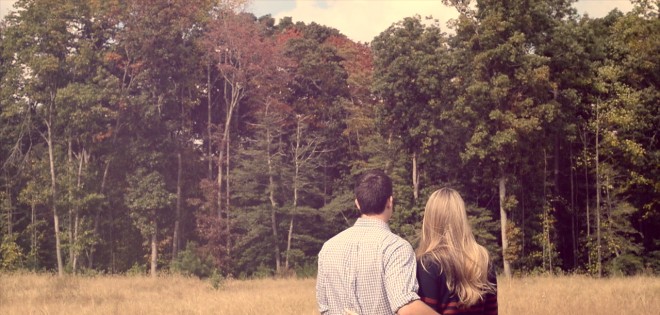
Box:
[1,273,658,314]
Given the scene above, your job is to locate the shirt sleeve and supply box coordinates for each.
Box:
[416,258,441,310]
[316,249,329,314]
[383,240,421,313]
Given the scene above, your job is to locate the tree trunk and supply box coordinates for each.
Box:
[225,131,231,255]
[30,202,36,264]
[265,104,281,273]
[570,147,577,269]
[68,139,74,271]
[151,221,158,278]
[46,113,64,277]
[72,147,86,273]
[285,217,294,271]
[521,188,526,264]
[543,148,548,271]
[4,171,12,235]
[499,177,511,278]
[207,61,213,180]
[286,117,302,271]
[595,102,602,277]
[216,69,242,221]
[172,151,182,262]
[412,152,419,201]
[582,127,591,268]
[90,159,111,269]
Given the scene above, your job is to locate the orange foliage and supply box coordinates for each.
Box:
[275,28,303,48]
[93,127,114,143]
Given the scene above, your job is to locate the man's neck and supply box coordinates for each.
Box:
[360,213,389,223]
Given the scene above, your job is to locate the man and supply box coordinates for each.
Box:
[316,169,439,315]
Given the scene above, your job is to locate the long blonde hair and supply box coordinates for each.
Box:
[416,188,495,306]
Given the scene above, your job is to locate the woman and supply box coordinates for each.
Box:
[416,188,498,314]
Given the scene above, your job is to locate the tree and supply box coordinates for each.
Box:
[0,0,112,276]
[372,15,449,203]
[125,169,174,277]
[443,0,575,277]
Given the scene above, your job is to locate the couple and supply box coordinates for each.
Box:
[316,169,498,315]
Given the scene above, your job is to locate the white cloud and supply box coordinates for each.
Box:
[272,0,460,43]
[268,0,637,43]
[1,0,18,20]
[573,0,634,18]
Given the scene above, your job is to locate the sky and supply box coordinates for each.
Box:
[1,0,635,43]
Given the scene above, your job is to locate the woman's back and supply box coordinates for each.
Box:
[417,258,497,315]
[415,188,498,315]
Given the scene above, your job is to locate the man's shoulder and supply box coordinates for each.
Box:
[320,226,353,250]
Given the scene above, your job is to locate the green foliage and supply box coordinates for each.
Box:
[126,262,146,276]
[125,168,174,238]
[607,254,644,276]
[295,261,317,278]
[209,269,225,290]
[171,242,215,278]
[0,234,24,271]
[252,263,274,279]
[0,0,656,278]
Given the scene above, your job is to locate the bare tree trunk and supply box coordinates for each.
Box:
[581,127,591,268]
[151,221,158,278]
[172,151,182,262]
[4,171,12,235]
[595,102,602,277]
[216,66,243,220]
[90,159,111,269]
[604,174,617,257]
[385,132,393,173]
[207,62,213,180]
[72,147,86,273]
[286,168,298,271]
[225,132,231,255]
[285,217,294,271]
[543,149,548,271]
[68,139,74,271]
[499,177,511,278]
[286,117,302,271]
[31,202,36,262]
[269,161,281,272]
[265,102,281,273]
[570,147,577,269]
[46,107,64,277]
[412,152,419,201]
[521,188,526,264]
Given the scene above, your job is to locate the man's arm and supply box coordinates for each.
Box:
[316,250,329,314]
[384,241,439,315]
[397,299,439,315]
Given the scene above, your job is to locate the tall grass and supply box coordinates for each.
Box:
[1,273,658,314]
[498,274,660,315]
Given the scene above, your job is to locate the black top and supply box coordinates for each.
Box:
[416,259,498,315]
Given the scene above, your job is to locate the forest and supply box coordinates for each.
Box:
[0,0,657,279]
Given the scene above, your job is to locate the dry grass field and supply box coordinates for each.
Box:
[0,272,658,315]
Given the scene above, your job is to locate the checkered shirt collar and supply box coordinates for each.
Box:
[354,217,391,231]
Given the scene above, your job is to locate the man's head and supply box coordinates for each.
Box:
[354,169,393,216]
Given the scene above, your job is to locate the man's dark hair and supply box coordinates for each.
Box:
[354,169,392,215]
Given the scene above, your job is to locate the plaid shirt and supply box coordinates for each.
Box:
[316,217,420,315]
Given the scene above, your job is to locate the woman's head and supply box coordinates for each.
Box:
[416,187,494,307]
[420,188,473,248]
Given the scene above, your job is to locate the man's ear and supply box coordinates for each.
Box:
[354,199,361,210]
[387,196,394,209]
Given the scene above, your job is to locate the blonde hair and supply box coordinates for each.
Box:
[416,188,495,307]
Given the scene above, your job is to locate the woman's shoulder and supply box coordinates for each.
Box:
[417,254,444,277]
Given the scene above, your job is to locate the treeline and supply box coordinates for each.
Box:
[0,0,657,278]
